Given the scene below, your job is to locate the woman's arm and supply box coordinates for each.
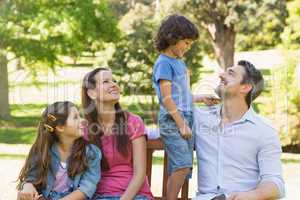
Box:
[120,136,147,200]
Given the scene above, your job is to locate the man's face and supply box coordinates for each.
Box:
[215,65,252,100]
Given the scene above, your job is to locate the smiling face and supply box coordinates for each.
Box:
[216,65,252,101]
[58,106,86,139]
[87,69,120,104]
[169,38,193,58]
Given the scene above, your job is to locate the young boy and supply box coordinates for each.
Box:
[152,14,216,200]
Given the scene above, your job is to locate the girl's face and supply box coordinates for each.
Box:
[170,39,193,58]
[60,106,86,138]
[88,70,120,104]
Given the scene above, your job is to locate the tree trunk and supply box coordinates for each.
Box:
[206,23,235,69]
[0,51,11,119]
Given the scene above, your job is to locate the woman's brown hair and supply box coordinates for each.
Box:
[81,68,129,171]
[17,101,88,190]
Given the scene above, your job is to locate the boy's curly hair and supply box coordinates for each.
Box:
[155,14,199,52]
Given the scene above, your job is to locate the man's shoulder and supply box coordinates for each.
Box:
[251,112,278,136]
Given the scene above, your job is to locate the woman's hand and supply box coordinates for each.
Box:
[17,183,42,200]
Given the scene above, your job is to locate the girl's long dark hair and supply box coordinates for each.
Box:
[81,68,129,171]
[17,101,88,190]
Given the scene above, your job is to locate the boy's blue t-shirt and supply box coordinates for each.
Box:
[152,54,193,115]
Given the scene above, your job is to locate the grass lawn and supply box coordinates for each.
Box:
[0,127,36,144]
[0,102,157,144]
[0,153,27,159]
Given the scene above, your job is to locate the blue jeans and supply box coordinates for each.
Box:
[158,111,194,178]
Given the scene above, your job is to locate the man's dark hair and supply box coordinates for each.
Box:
[154,14,199,52]
[238,60,264,107]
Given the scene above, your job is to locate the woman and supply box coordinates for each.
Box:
[82,68,153,200]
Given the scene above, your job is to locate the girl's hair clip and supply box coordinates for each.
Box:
[47,114,57,122]
[44,124,54,132]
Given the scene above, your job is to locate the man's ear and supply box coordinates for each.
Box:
[241,84,252,95]
[87,89,96,100]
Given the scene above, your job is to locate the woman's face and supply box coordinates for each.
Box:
[88,70,120,103]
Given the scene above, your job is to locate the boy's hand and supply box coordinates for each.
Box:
[179,123,192,140]
[194,94,220,105]
[202,96,220,106]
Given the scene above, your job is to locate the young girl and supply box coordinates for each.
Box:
[152,14,218,200]
[17,101,101,200]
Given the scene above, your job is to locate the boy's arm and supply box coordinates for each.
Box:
[159,80,192,139]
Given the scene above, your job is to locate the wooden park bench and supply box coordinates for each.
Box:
[146,139,190,200]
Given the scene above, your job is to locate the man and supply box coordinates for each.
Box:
[193,60,285,200]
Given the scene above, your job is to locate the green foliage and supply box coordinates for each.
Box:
[0,0,120,66]
[285,63,300,145]
[281,0,300,49]
[258,59,300,147]
[183,0,287,51]
[235,0,287,50]
[0,0,120,118]
[109,0,153,19]
[109,19,158,96]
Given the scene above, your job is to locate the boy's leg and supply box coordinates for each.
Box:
[159,112,194,200]
[167,167,191,200]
